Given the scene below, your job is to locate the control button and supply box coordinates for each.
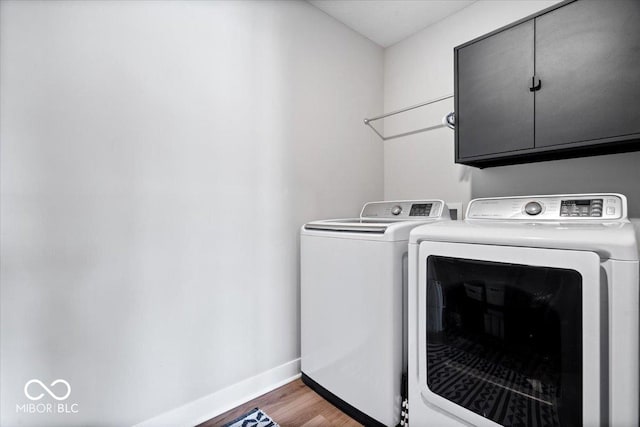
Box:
[391,205,402,216]
[606,207,615,215]
[524,201,542,216]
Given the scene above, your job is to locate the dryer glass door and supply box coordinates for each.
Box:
[417,242,601,427]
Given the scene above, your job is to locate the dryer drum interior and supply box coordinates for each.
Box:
[425,256,582,426]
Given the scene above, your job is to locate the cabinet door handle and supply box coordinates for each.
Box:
[529,76,542,92]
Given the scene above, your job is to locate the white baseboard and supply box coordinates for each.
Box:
[134,358,301,427]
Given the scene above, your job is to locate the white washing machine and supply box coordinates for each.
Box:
[301,200,452,426]
[408,194,639,427]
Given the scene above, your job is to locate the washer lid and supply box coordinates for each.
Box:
[303,219,394,234]
[303,218,449,241]
[302,200,451,241]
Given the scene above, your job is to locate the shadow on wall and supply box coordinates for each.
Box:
[471,151,640,217]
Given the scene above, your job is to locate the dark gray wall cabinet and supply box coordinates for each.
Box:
[455,0,640,168]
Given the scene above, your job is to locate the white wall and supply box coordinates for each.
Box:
[383,1,561,207]
[0,1,383,426]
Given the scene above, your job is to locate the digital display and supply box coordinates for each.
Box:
[410,203,432,216]
[560,199,603,217]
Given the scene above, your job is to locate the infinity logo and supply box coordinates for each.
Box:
[24,379,71,401]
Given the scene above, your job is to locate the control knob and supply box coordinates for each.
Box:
[524,201,542,216]
[391,205,402,216]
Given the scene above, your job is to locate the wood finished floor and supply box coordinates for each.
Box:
[198,378,363,427]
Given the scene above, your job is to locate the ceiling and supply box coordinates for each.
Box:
[308,0,476,48]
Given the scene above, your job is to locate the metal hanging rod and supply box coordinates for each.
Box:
[364,94,455,141]
[365,94,453,122]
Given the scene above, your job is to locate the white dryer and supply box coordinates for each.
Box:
[408,194,639,426]
[301,200,452,426]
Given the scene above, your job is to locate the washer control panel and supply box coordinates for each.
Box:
[467,194,626,221]
[361,200,446,219]
[560,199,603,217]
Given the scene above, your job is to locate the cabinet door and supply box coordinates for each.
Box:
[535,0,640,148]
[456,20,534,159]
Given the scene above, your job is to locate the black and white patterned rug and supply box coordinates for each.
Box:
[222,408,279,427]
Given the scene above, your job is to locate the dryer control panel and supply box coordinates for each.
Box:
[466,194,626,221]
[361,200,447,219]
